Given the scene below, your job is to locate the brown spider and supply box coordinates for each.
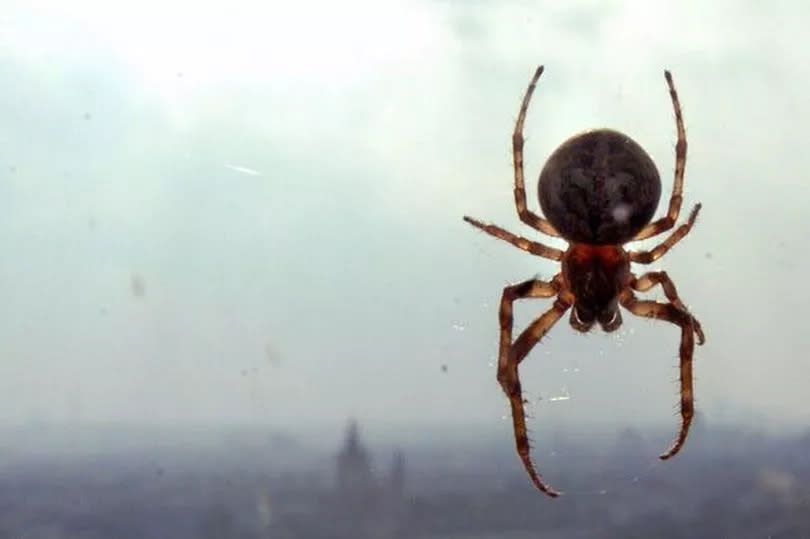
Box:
[463,66,705,497]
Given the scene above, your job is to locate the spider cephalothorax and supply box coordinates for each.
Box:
[463,66,704,497]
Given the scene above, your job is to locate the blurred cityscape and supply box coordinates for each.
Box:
[0,418,808,538]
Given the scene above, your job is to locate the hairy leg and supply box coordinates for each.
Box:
[628,203,701,264]
[631,271,705,344]
[619,291,696,460]
[498,279,570,497]
[463,216,563,261]
[633,70,689,241]
[511,65,560,237]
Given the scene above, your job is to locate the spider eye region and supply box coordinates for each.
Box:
[538,129,661,244]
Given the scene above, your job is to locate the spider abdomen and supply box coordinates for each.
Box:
[538,129,661,244]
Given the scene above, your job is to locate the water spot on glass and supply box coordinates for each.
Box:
[548,386,570,402]
[611,203,631,223]
[265,343,281,366]
[451,322,466,331]
[131,274,146,298]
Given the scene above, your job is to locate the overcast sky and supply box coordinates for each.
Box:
[0,1,808,446]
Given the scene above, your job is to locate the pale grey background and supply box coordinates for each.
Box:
[0,0,807,448]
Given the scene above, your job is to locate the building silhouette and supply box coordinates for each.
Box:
[278,420,411,538]
[331,420,410,538]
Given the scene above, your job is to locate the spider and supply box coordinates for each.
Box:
[463,66,705,497]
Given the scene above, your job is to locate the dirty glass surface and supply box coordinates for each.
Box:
[1,1,808,537]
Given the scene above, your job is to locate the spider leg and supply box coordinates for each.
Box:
[633,70,690,241]
[498,278,571,497]
[463,216,563,261]
[628,203,701,264]
[512,65,560,238]
[619,290,696,460]
[631,271,705,344]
